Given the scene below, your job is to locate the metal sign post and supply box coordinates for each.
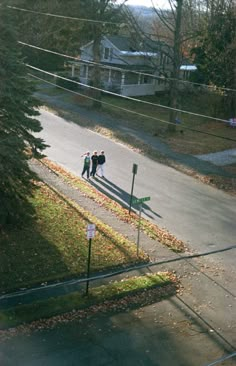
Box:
[129,163,138,214]
[137,203,142,256]
[132,197,151,256]
[86,224,96,295]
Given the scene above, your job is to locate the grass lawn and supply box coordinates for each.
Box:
[0,182,148,294]
[37,82,236,156]
[42,159,186,253]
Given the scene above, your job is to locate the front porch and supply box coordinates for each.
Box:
[70,62,166,97]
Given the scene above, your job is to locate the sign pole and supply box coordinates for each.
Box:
[132,196,151,257]
[137,203,142,256]
[86,238,92,295]
[85,224,96,296]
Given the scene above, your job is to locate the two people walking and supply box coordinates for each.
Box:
[81,150,106,179]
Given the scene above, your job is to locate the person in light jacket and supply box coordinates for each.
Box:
[97,150,106,178]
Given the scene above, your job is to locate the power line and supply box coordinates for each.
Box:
[27,64,232,126]
[203,352,236,366]
[80,47,236,93]
[1,243,235,301]
[19,41,78,61]
[19,41,236,94]
[7,5,123,26]
[9,4,236,94]
[29,72,236,143]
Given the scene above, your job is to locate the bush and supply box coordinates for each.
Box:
[56,73,80,91]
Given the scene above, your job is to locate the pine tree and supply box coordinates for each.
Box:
[191,0,236,116]
[0,6,46,227]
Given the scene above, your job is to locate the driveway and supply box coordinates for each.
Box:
[197,149,236,166]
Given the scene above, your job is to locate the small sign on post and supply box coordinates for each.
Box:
[129,163,138,214]
[87,224,96,239]
[86,224,96,295]
[132,196,150,204]
[132,163,138,175]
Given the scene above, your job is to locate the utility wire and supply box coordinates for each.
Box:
[19,41,79,61]
[19,41,236,94]
[9,4,236,93]
[7,5,123,26]
[1,244,235,301]
[203,352,236,366]
[27,64,232,125]
[29,72,236,143]
[80,47,236,93]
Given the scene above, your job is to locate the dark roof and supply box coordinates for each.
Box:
[106,35,164,53]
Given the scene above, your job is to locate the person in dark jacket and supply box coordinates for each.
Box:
[90,151,99,177]
[81,151,91,179]
[97,150,106,178]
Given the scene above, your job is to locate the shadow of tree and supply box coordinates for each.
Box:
[0,224,69,294]
[0,280,233,366]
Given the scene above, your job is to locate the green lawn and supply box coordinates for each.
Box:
[43,159,186,253]
[0,183,148,293]
[37,82,236,155]
[0,272,177,329]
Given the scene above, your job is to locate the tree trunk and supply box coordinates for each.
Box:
[92,24,102,109]
[232,43,236,116]
[168,0,183,133]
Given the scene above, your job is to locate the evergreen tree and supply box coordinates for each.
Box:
[191,0,236,116]
[0,6,46,227]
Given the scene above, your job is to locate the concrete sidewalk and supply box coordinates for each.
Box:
[1,159,235,366]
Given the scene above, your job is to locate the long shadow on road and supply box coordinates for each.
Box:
[88,176,162,220]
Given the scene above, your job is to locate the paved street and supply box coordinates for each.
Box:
[0,111,236,366]
[37,109,236,273]
[1,296,236,366]
[1,108,236,366]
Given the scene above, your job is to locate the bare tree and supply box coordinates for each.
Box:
[85,0,127,109]
[151,0,184,132]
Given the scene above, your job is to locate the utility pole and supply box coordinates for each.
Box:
[92,23,102,109]
[168,0,183,133]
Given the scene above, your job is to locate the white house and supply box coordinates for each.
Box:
[70,35,196,97]
[70,35,173,97]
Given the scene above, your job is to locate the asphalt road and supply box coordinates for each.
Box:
[37,109,236,261]
[1,108,236,366]
[1,298,236,366]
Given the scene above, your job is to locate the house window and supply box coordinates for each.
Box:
[104,47,113,60]
[110,48,113,60]
[104,47,110,60]
[141,75,150,84]
[143,75,148,84]
[81,65,87,77]
[161,55,166,66]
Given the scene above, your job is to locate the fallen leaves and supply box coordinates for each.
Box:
[41,158,186,252]
[0,274,178,341]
